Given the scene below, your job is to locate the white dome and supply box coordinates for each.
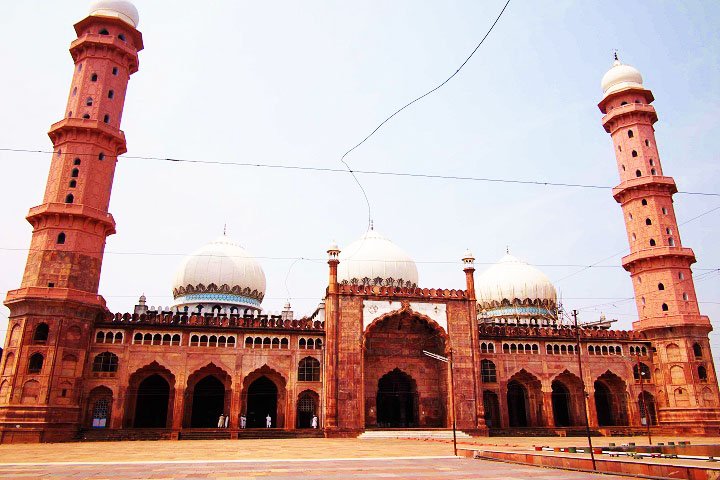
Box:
[338,229,418,288]
[476,254,557,306]
[172,235,266,309]
[601,59,643,96]
[89,1,139,27]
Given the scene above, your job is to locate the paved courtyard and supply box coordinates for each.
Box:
[0,457,626,479]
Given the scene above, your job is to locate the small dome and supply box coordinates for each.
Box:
[172,235,266,310]
[338,229,418,288]
[476,254,557,306]
[601,59,643,96]
[89,1,140,27]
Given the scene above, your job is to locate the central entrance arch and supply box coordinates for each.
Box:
[190,376,225,427]
[134,375,170,428]
[247,376,277,428]
[376,369,418,428]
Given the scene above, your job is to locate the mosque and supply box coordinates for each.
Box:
[0,1,718,443]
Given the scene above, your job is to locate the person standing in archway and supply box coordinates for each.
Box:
[311,414,318,429]
[224,413,229,428]
[265,413,272,428]
[217,413,225,428]
[240,413,246,429]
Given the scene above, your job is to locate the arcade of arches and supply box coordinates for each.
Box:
[363,313,448,428]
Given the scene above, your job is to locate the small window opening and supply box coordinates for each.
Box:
[56,149,62,157]
[636,170,642,177]
[621,101,628,106]
[631,233,636,241]
[668,237,675,246]
[82,114,90,119]
[621,165,625,171]
[651,168,656,175]
[645,218,652,225]
[69,180,76,188]
[61,389,67,398]
[99,29,109,35]
[665,227,671,235]
[48,283,54,288]
[108,90,114,99]
[118,34,126,41]
[641,199,648,206]
[71,168,79,178]
[679,272,685,280]
[67,111,72,117]
[645,139,650,147]
[618,145,622,152]
[658,283,665,291]
[72,87,77,96]
[661,303,669,311]
[91,73,98,82]
[77,64,82,72]
[73,158,81,165]
[103,114,110,123]
[649,159,654,166]
[57,232,66,244]
[86,97,93,106]
[628,213,633,220]
[98,153,105,160]
[65,193,74,204]
[683,292,689,301]
[112,67,118,75]
[649,238,656,246]
[699,366,708,382]
[628,130,634,138]
[632,150,638,157]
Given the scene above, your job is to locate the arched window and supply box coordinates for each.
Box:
[299,338,306,349]
[143,333,152,344]
[645,218,652,225]
[118,34,126,41]
[263,337,271,348]
[298,357,321,382]
[699,366,708,382]
[91,73,98,82]
[57,232,66,244]
[588,345,594,355]
[28,353,44,374]
[199,335,208,347]
[163,334,172,345]
[69,180,77,188]
[114,332,123,344]
[315,339,322,349]
[651,168,656,175]
[661,303,669,311]
[92,352,118,372]
[480,359,496,383]
[272,338,280,349]
[649,239,656,246]
[503,344,510,354]
[658,283,665,290]
[627,130,634,138]
[86,97,93,106]
[98,153,105,160]
[112,67,119,75]
[103,114,110,123]
[693,343,703,358]
[636,170,642,177]
[33,323,49,344]
[668,237,675,246]
[172,334,181,346]
[245,337,253,348]
[108,90,114,99]
[73,158,81,165]
[133,332,142,344]
[227,336,235,347]
[281,338,289,349]
[83,114,91,119]
[208,335,217,347]
[633,363,651,381]
[95,331,105,343]
[641,199,648,206]
[632,150,638,157]
[190,335,199,347]
[153,333,161,345]
[99,28,109,35]
[307,338,314,349]
[71,168,79,177]
[65,193,74,204]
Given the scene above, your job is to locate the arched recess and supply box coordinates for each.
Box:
[551,370,583,427]
[638,391,657,426]
[507,369,543,427]
[85,386,113,428]
[594,371,628,426]
[125,361,175,428]
[8,324,21,346]
[241,365,287,428]
[0,380,9,403]
[363,311,448,428]
[296,389,320,428]
[483,390,501,428]
[2,352,14,376]
[702,387,716,407]
[376,368,418,428]
[21,380,40,404]
[183,363,232,428]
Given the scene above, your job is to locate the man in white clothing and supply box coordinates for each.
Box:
[265,413,272,428]
[311,414,318,429]
[217,413,225,428]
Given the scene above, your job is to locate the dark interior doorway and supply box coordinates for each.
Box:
[296,391,317,428]
[376,369,417,428]
[191,375,225,427]
[552,381,572,427]
[507,380,528,427]
[594,381,614,426]
[247,376,277,428]
[133,374,169,428]
[483,390,501,428]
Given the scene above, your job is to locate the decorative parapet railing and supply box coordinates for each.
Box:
[477,323,646,341]
[99,311,324,331]
[337,284,468,299]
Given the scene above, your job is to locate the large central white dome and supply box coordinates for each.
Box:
[338,229,418,288]
[172,235,266,311]
[476,254,557,306]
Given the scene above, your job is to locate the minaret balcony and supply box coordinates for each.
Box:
[4,286,107,309]
[26,203,116,235]
[612,175,677,202]
[601,102,658,132]
[632,314,711,332]
[622,246,696,272]
[48,118,127,155]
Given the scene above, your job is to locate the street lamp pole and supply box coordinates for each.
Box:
[423,349,457,456]
[572,309,597,471]
[635,353,652,446]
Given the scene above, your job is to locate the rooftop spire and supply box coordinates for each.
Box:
[369,219,374,231]
[613,49,619,61]
[223,223,227,236]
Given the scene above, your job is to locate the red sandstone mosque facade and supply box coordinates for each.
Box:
[1,2,718,443]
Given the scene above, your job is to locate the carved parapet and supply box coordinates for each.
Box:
[103,311,325,331]
[337,284,467,299]
[477,323,645,341]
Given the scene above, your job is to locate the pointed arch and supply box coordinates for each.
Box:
[183,363,232,428]
[125,361,176,428]
[241,365,287,429]
[594,370,628,426]
[507,369,543,427]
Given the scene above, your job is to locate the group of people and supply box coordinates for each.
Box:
[216,413,318,429]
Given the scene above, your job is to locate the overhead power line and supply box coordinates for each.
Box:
[2,147,719,197]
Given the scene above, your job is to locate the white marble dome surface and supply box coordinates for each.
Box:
[476,254,557,306]
[89,0,140,27]
[172,235,266,309]
[601,59,644,96]
[338,229,418,288]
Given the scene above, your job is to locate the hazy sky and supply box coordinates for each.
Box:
[1,1,719,361]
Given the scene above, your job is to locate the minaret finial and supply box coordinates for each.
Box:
[369,219,374,231]
[613,49,619,62]
[223,223,227,236]
[506,245,509,254]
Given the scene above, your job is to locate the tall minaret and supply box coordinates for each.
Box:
[599,56,719,427]
[0,1,142,443]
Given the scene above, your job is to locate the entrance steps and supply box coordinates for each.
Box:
[77,428,173,442]
[489,427,603,437]
[359,429,472,440]
[180,429,324,440]
[179,429,232,440]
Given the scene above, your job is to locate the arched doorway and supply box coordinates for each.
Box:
[507,380,528,427]
[296,390,319,428]
[376,369,418,428]
[483,390,501,428]
[594,371,628,426]
[134,375,170,428]
[552,381,572,427]
[190,376,225,427]
[247,376,277,428]
[638,391,657,426]
[86,386,113,428]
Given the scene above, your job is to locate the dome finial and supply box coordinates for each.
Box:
[223,223,227,236]
[369,219,374,231]
[613,49,619,62]
[506,245,509,254]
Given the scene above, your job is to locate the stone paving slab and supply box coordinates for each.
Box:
[0,457,628,479]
